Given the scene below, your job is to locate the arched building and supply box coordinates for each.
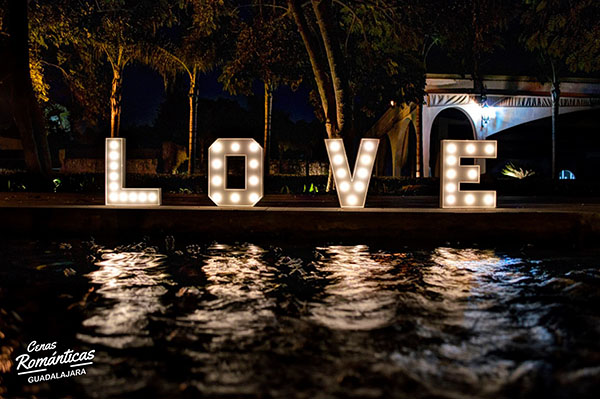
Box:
[366,74,600,178]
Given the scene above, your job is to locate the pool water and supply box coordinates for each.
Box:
[1,239,600,398]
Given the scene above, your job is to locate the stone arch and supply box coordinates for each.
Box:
[375,133,393,176]
[396,119,418,177]
[428,107,477,177]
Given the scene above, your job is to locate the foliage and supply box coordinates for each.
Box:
[521,0,600,78]
[501,162,536,179]
[219,4,304,95]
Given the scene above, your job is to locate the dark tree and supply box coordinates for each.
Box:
[0,0,52,175]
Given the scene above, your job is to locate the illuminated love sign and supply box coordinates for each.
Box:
[208,138,264,206]
[440,140,497,208]
[105,138,498,209]
[105,138,161,206]
[325,138,378,208]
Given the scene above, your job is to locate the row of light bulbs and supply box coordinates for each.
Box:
[106,138,498,209]
[441,140,497,208]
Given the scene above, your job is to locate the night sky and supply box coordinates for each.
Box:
[121,66,316,128]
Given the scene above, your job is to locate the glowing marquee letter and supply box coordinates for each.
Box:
[440,140,497,209]
[325,138,379,208]
[208,138,263,207]
[105,138,161,206]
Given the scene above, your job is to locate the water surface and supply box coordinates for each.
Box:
[1,239,599,398]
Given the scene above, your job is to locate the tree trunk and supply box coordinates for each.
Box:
[288,0,335,136]
[2,0,51,175]
[311,0,350,137]
[110,64,123,138]
[187,71,198,175]
[264,82,273,178]
[551,80,560,179]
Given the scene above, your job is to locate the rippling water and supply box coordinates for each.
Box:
[1,239,600,398]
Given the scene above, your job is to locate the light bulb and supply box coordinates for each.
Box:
[357,168,369,178]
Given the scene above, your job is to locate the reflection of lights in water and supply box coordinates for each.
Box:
[79,250,171,348]
[180,243,275,338]
[309,245,397,330]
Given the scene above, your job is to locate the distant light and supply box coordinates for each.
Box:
[559,170,576,180]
